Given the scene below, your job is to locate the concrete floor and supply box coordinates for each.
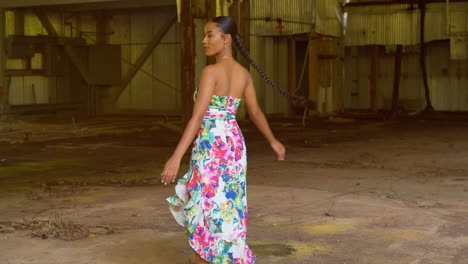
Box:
[0,116,467,264]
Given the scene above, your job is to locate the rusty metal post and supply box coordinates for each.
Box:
[180,0,196,125]
[391,45,403,118]
[96,11,107,45]
[0,9,8,116]
[229,0,250,69]
[205,0,217,65]
[14,9,24,35]
[288,37,296,98]
[419,0,434,112]
[308,38,318,112]
[370,45,378,112]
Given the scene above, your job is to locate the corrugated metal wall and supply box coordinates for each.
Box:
[110,10,180,113]
[6,11,76,106]
[5,8,180,114]
[449,2,468,60]
[249,0,343,115]
[249,0,306,114]
[345,2,468,57]
[8,11,50,105]
[250,0,315,36]
[428,42,468,111]
[249,36,290,115]
[315,0,342,37]
[343,42,468,112]
[344,2,468,112]
[5,10,14,35]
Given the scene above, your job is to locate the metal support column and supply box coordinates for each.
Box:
[0,9,8,116]
[180,0,196,125]
[370,45,378,112]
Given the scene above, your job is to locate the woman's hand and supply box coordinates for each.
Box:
[270,140,286,161]
[161,156,181,185]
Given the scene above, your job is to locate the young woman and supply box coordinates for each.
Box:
[161,16,286,264]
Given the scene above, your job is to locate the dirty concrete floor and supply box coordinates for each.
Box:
[1,116,468,264]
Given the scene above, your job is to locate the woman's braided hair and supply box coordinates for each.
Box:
[211,16,314,109]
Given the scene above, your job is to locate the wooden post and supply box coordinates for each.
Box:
[391,45,403,118]
[370,45,378,112]
[0,9,8,116]
[180,0,196,124]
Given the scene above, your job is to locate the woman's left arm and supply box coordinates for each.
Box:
[161,66,217,185]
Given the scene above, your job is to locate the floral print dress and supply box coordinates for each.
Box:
[166,94,256,263]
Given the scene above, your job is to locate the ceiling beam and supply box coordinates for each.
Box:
[0,0,175,9]
[0,0,116,8]
[344,0,468,7]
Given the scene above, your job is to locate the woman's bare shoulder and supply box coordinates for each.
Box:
[202,64,219,75]
[232,62,251,80]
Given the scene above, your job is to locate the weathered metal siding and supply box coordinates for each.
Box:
[111,10,180,113]
[315,0,342,37]
[7,11,56,105]
[5,10,14,35]
[152,15,180,114]
[130,12,153,110]
[346,4,419,46]
[78,13,96,44]
[110,14,131,108]
[249,36,265,110]
[344,42,468,111]
[345,2,468,48]
[24,11,45,35]
[250,0,315,36]
[448,2,468,59]
[250,35,290,115]
[249,0,342,115]
[427,42,468,111]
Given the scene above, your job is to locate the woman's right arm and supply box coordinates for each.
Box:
[243,76,285,160]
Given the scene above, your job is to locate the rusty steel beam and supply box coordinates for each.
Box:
[180,0,196,124]
[0,8,8,115]
[370,45,379,112]
[229,0,250,69]
[344,0,468,7]
[116,12,177,99]
[206,0,217,65]
[391,45,403,118]
[35,9,92,85]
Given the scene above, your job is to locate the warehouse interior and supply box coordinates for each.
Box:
[1,1,468,263]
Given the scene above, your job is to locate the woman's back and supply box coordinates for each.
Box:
[211,58,250,99]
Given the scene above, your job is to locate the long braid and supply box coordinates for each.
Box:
[233,34,315,109]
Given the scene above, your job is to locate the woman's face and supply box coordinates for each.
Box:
[203,21,228,56]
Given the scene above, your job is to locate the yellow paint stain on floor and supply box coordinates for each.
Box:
[250,240,331,259]
[289,241,331,258]
[363,228,430,241]
[302,220,355,235]
[257,216,295,230]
